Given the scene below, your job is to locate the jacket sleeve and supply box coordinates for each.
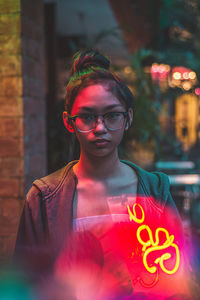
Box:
[153,171,182,221]
[153,172,193,297]
[13,186,52,275]
[154,172,184,236]
[15,185,47,248]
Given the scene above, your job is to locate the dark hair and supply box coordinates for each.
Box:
[65,49,134,113]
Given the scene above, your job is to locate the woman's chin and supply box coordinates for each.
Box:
[87,147,115,158]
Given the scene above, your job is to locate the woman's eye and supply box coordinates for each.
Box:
[106,112,121,119]
[80,114,94,121]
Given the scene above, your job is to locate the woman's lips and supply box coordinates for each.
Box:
[93,139,110,147]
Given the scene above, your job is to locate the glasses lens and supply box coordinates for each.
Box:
[75,114,94,132]
[75,112,126,132]
[104,112,125,130]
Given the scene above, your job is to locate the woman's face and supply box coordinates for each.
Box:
[63,84,133,158]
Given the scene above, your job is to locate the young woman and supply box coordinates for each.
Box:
[15,50,191,300]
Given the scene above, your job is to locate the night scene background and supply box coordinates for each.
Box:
[0,0,200,297]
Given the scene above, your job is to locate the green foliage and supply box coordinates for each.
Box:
[128,49,162,144]
[125,0,200,161]
[157,0,200,75]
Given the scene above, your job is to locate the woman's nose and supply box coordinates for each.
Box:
[93,116,107,133]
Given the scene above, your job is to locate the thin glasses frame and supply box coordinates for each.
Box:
[67,111,129,133]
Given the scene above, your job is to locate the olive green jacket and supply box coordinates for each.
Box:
[15,160,181,264]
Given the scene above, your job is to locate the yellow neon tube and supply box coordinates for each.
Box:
[127,203,180,275]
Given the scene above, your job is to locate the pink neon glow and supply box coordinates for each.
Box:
[54,196,191,299]
[195,88,200,95]
[150,64,170,81]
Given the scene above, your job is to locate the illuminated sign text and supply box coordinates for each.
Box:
[127,203,180,275]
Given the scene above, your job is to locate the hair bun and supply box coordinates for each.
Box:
[70,49,110,76]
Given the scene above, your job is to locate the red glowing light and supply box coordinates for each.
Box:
[54,196,190,298]
[172,66,195,81]
[150,64,170,81]
[127,203,180,276]
[195,88,200,95]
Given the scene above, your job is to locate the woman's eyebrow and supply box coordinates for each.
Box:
[103,104,123,110]
[78,104,123,112]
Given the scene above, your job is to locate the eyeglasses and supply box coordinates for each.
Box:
[67,111,128,133]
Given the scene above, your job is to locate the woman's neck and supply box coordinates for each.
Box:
[73,150,122,180]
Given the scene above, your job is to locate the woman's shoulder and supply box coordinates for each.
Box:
[27,160,78,200]
[121,160,170,199]
[121,159,169,183]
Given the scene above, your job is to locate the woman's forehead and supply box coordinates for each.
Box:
[72,84,125,112]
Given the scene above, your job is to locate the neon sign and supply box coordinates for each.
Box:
[127,203,180,275]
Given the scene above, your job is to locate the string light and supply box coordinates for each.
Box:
[183,72,189,80]
[182,81,191,90]
[173,72,181,80]
[124,66,132,74]
[189,71,196,80]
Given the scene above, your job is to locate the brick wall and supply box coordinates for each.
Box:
[0,0,46,261]
[21,0,46,191]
